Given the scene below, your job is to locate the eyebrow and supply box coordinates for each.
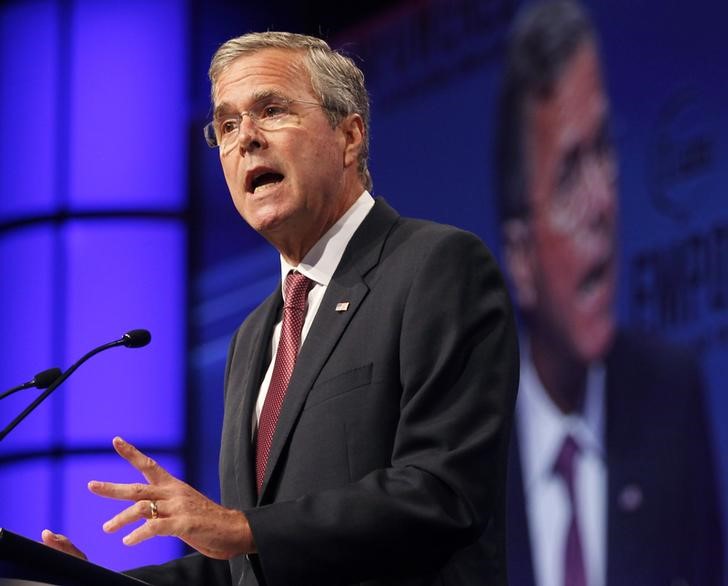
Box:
[212,103,235,120]
[213,90,289,120]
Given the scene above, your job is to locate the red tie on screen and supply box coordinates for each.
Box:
[255,271,312,493]
[554,435,587,586]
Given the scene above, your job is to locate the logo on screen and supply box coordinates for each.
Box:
[647,89,714,223]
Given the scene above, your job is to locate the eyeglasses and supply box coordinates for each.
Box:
[203,96,325,150]
[534,126,617,234]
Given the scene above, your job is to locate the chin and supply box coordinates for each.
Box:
[239,203,288,234]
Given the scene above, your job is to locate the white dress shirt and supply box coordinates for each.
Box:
[516,338,607,586]
[254,190,375,427]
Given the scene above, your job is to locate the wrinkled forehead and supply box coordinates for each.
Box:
[211,48,312,108]
[524,43,608,153]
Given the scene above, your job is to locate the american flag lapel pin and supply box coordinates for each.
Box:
[335,302,350,312]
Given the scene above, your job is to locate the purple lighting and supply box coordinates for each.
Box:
[0,0,189,571]
[69,0,187,208]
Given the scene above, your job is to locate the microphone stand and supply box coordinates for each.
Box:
[0,368,62,401]
[0,331,150,443]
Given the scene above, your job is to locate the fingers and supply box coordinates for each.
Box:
[96,497,175,546]
[121,518,174,546]
[86,437,175,541]
[88,479,154,500]
[79,436,201,551]
[83,436,255,558]
[41,530,88,560]
[111,436,171,484]
[103,499,159,534]
[104,499,173,547]
[88,437,175,501]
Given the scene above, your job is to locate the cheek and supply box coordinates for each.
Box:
[295,132,343,177]
[220,156,240,193]
[536,238,580,295]
[218,161,250,215]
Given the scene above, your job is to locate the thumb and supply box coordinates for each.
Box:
[41,530,88,561]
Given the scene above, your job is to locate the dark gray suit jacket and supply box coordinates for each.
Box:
[130,198,519,586]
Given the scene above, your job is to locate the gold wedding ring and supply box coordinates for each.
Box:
[149,500,159,520]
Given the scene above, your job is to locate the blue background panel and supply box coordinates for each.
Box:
[0,460,52,536]
[68,0,187,209]
[0,227,56,452]
[0,0,59,220]
[62,220,185,445]
[0,0,189,571]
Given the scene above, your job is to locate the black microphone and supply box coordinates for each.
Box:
[0,368,63,400]
[0,329,151,442]
[122,329,152,348]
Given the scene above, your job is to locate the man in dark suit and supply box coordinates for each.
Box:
[43,31,519,585]
[494,2,724,585]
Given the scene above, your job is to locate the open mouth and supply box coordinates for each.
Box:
[580,255,613,295]
[247,169,284,194]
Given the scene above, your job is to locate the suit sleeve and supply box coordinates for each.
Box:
[245,229,520,585]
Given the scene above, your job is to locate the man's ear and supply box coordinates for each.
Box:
[503,218,537,310]
[339,113,364,169]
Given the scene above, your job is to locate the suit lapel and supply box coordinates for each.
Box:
[230,287,281,509]
[507,429,537,586]
[604,331,649,584]
[258,198,399,501]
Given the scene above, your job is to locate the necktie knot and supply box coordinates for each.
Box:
[554,434,580,488]
[284,272,312,312]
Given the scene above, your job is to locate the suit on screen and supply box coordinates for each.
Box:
[506,331,724,586]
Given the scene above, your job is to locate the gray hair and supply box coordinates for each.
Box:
[209,31,372,192]
[494,0,596,223]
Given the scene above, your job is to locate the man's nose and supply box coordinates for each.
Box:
[235,115,265,155]
[582,154,617,230]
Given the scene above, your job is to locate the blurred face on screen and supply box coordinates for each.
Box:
[515,41,618,366]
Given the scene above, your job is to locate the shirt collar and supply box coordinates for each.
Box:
[279,190,375,297]
[517,337,606,491]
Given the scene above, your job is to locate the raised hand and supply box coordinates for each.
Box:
[89,436,255,559]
